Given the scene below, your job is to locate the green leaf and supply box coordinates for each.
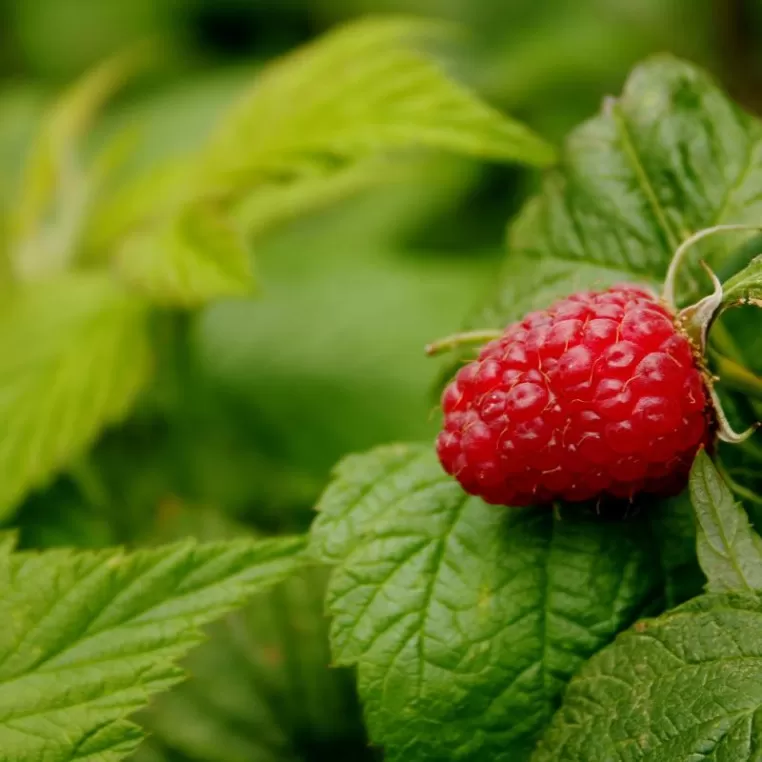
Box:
[722,252,762,308]
[309,443,663,762]
[140,565,362,762]
[85,18,553,268]
[134,507,363,762]
[533,592,762,762]
[0,534,305,762]
[115,202,253,307]
[11,48,148,279]
[648,492,704,608]
[477,55,762,329]
[0,273,151,518]
[203,17,556,193]
[690,449,762,593]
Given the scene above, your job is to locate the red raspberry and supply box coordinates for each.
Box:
[436,285,713,506]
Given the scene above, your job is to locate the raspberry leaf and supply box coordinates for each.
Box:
[10,49,148,278]
[135,508,361,762]
[648,492,704,607]
[478,56,762,329]
[202,17,557,190]
[0,273,151,520]
[86,17,555,285]
[690,449,762,593]
[0,534,306,762]
[532,592,762,762]
[721,252,762,308]
[310,443,664,762]
[115,202,253,307]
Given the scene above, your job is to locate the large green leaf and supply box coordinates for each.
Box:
[87,16,555,304]
[0,273,151,519]
[0,534,305,762]
[533,592,762,762]
[476,55,762,329]
[690,450,762,593]
[203,16,556,191]
[309,443,664,762]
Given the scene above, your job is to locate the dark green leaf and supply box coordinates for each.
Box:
[690,449,762,592]
[477,56,762,329]
[310,444,663,762]
[533,592,762,762]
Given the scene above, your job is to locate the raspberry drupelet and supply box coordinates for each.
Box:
[436,285,713,506]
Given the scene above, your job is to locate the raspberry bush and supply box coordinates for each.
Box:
[7,14,762,762]
[309,55,762,762]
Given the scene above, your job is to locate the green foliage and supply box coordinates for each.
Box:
[532,592,762,761]
[530,395,762,762]
[691,450,762,592]
[0,273,150,520]
[475,56,762,331]
[0,533,305,761]
[10,49,147,279]
[722,252,762,307]
[0,16,547,514]
[308,53,762,762]
[310,444,666,762]
[83,16,554,308]
[115,202,253,307]
[8,9,762,762]
[202,16,556,189]
[127,507,364,762]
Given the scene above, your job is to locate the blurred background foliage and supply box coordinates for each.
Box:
[2,1,762,761]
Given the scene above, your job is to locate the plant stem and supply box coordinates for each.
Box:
[425,329,502,357]
[712,351,762,401]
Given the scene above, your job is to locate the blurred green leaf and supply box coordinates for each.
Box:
[11,47,149,279]
[203,16,556,191]
[83,16,554,271]
[115,202,254,307]
[0,273,151,520]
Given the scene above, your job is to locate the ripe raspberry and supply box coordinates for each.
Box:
[436,285,713,506]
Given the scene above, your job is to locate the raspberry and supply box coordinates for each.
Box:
[436,285,713,506]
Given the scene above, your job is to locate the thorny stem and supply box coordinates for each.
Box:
[663,223,762,309]
[425,329,502,357]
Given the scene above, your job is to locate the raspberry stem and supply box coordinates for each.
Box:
[425,329,502,357]
[712,352,762,402]
[663,223,762,309]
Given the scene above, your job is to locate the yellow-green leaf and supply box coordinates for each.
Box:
[0,273,151,518]
[11,48,149,278]
[203,16,556,190]
[115,203,253,307]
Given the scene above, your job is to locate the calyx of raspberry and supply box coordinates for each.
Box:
[663,224,761,445]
